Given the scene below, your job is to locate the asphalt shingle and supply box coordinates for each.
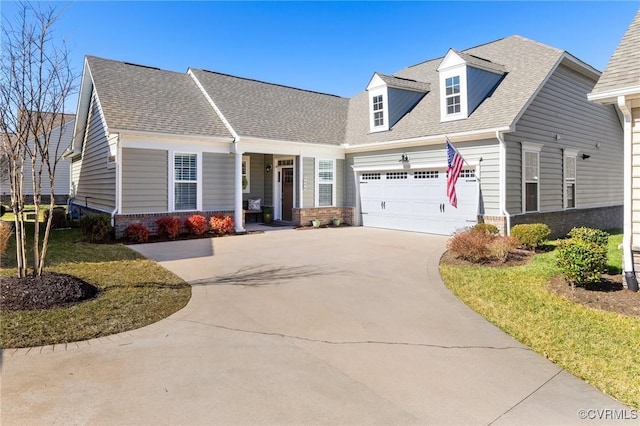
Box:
[189,69,349,145]
[591,9,640,96]
[87,56,232,138]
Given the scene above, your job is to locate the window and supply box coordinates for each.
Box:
[317,160,334,207]
[445,76,461,114]
[373,94,384,127]
[564,153,576,209]
[174,153,197,210]
[522,144,542,212]
[242,156,250,193]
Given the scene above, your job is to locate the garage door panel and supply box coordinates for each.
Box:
[358,169,478,235]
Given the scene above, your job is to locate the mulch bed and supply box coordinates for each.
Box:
[0,272,99,311]
[547,275,640,317]
[441,249,640,318]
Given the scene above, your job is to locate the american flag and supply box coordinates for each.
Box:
[446,138,465,208]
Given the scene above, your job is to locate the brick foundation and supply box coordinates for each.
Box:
[292,207,355,227]
[509,205,622,239]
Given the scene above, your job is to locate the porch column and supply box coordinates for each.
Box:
[233,147,246,233]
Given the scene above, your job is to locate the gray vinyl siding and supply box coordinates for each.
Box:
[467,67,503,115]
[387,88,424,128]
[344,155,356,208]
[505,140,523,213]
[243,153,265,202]
[348,140,500,214]
[74,91,115,212]
[509,63,624,213]
[336,159,345,207]
[264,154,274,206]
[121,148,168,213]
[203,152,234,211]
[302,157,315,208]
[71,157,81,197]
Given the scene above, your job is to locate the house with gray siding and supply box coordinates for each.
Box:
[69,35,623,238]
[589,8,640,291]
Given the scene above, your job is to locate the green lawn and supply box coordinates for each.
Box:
[440,233,640,409]
[0,222,191,348]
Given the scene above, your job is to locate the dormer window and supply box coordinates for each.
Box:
[366,72,430,133]
[445,76,461,114]
[373,94,384,127]
[437,49,506,123]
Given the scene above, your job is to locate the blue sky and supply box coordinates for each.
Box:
[2,1,638,112]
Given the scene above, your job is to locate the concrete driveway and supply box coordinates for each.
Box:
[1,227,634,425]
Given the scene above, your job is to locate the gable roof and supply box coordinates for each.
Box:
[84,56,232,138]
[589,9,640,101]
[189,69,349,145]
[374,73,431,93]
[451,50,507,74]
[345,35,570,145]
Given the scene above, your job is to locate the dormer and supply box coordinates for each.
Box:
[437,49,506,122]
[366,73,430,133]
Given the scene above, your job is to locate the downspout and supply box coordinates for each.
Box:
[617,96,638,291]
[496,130,512,235]
[111,133,121,229]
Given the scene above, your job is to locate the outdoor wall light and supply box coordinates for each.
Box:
[400,153,409,163]
[266,164,272,173]
[582,153,591,160]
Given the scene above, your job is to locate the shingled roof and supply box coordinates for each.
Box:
[189,69,349,145]
[345,35,566,145]
[86,56,232,138]
[590,9,640,99]
[375,73,431,93]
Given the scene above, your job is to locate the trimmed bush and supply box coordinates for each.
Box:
[510,223,551,250]
[124,223,150,243]
[44,207,68,229]
[448,229,494,263]
[490,236,516,263]
[185,214,208,236]
[472,223,499,236]
[556,238,607,287]
[156,217,182,240]
[79,214,112,243]
[209,215,234,235]
[567,227,609,247]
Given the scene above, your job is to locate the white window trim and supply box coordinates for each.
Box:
[521,142,542,213]
[564,149,578,210]
[170,151,202,212]
[315,158,336,207]
[439,66,468,122]
[368,87,389,133]
[242,155,250,194]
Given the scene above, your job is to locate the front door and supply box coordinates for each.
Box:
[282,167,294,221]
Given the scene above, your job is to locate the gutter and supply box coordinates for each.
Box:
[496,130,512,235]
[616,96,639,292]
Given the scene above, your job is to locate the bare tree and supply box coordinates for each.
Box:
[0,2,76,277]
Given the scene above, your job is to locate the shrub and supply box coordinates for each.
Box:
[155,217,182,240]
[556,238,607,287]
[448,229,494,263]
[510,223,551,250]
[472,223,499,236]
[44,207,68,229]
[185,214,207,236]
[0,221,12,256]
[209,215,234,235]
[79,214,112,243]
[567,227,609,247]
[490,236,516,263]
[124,223,150,243]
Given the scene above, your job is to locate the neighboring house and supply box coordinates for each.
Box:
[588,9,640,291]
[68,35,623,238]
[1,112,74,204]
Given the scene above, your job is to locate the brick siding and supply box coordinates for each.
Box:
[292,207,355,227]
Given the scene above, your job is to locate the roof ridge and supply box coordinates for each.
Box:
[194,68,345,99]
[86,55,187,76]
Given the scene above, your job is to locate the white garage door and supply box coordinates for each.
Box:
[358,169,478,235]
